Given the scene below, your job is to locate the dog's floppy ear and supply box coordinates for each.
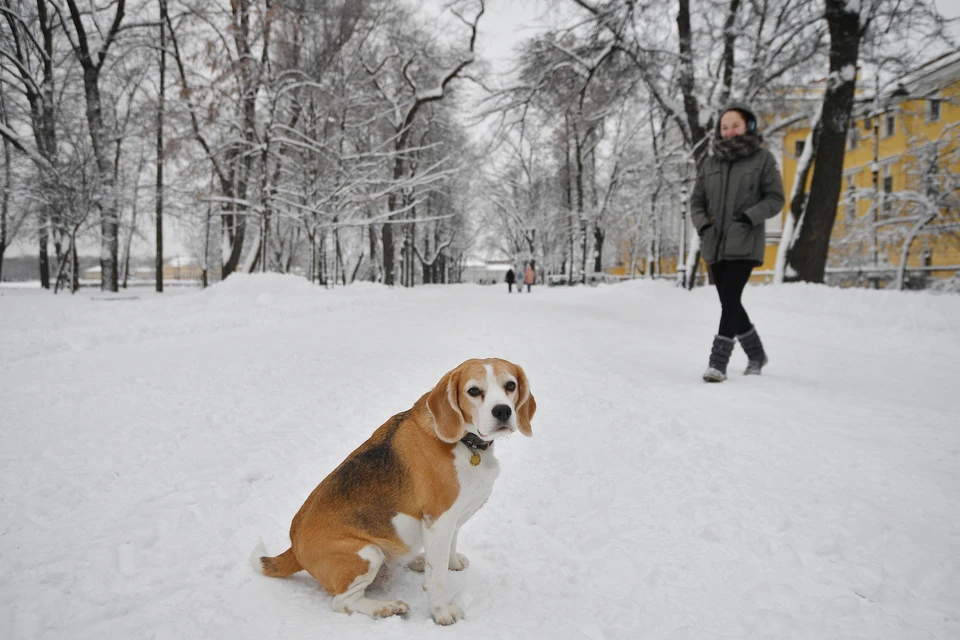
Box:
[514,364,536,437]
[426,366,466,443]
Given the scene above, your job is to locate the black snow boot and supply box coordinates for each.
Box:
[703,335,735,382]
[737,327,768,375]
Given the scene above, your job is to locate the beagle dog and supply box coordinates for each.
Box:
[260,358,536,625]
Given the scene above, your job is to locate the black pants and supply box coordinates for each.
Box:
[508,282,514,293]
[710,260,755,339]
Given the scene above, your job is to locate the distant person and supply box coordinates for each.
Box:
[505,267,516,293]
[690,104,785,383]
[524,264,535,293]
[516,265,524,293]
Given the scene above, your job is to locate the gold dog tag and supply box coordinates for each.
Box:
[470,453,481,466]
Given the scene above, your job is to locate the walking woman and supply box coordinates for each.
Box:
[690,104,785,382]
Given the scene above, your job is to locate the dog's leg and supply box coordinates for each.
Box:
[330,546,409,619]
[422,515,464,625]
[407,529,467,573]
[448,528,469,571]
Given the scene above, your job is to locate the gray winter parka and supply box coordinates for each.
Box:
[690,146,785,266]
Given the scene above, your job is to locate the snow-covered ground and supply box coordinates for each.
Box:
[1,275,958,639]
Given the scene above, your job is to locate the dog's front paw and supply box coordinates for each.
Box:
[372,600,409,618]
[431,602,464,626]
[449,553,469,571]
[406,555,425,572]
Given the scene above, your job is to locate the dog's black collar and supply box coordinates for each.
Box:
[460,432,492,451]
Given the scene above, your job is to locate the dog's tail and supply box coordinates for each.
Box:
[260,548,303,578]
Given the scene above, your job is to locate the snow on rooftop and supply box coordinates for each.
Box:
[165,256,199,268]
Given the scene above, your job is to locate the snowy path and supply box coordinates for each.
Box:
[1,276,958,639]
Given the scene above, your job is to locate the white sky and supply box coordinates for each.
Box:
[422,0,561,76]
[936,0,960,17]
[448,0,960,53]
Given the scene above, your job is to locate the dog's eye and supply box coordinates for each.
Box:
[505,381,517,392]
[467,387,483,397]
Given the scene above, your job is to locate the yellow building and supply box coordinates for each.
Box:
[773,51,960,287]
[606,51,960,287]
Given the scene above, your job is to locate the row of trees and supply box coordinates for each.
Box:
[476,0,952,288]
[1,0,487,291]
[0,0,954,292]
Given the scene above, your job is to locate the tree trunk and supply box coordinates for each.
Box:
[575,128,588,283]
[37,225,49,288]
[368,222,379,282]
[71,239,79,293]
[677,0,714,289]
[202,198,212,288]
[53,239,69,294]
[350,251,364,285]
[156,1,166,292]
[0,129,7,283]
[122,155,145,288]
[422,232,433,284]
[222,208,246,276]
[775,121,818,283]
[564,115,575,281]
[88,72,120,293]
[676,0,710,163]
[718,0,741,107]
[382,166,400,285]
[592,226,604,273]
[786,0,862,283]
[0,87,9,284]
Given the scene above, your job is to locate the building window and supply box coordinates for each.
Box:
[844,176,857,222]
[927,99,941,122]
[847,127,859,150]
[794,140,806,157]
[923,154,940,199]
[864,117,873,131]
[881,173,894,216]
[884,112,896,138]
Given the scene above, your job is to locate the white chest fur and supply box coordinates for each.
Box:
[391,443,500,554]
[450,442,500,525]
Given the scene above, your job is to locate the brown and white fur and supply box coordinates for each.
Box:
[260,358,536,625]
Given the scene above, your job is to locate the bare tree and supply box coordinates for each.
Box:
[0,81,20,281]
[362,0,483,285]
[784,0,867,282]
[56,0,127,291]
[0,0,67,288]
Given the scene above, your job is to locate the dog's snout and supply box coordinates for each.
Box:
[491,404,512,422]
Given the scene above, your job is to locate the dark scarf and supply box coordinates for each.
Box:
[712,131,763,162]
